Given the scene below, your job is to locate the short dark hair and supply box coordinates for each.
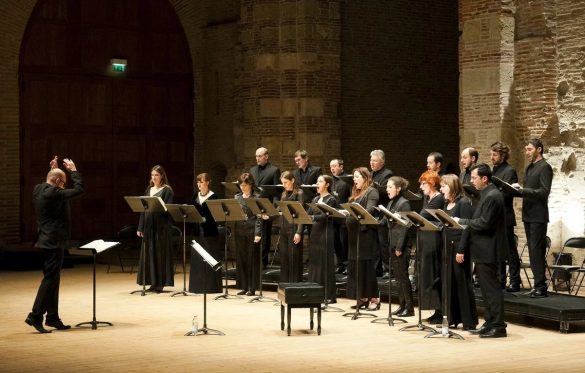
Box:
[468,148,479,162]
[528,138,544,154]
[238,172,255,186]
[294,149,309,159]
[490,141,510,161]
[428,152,444,165]
[470,163,492,181]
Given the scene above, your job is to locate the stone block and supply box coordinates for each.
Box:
[299,98,324,117]
[260,98,282,117]
[461,67,500,94]
[462,19,481,45]
[253,3,280,21]
[256,53,277,70]
[282,98,298,117]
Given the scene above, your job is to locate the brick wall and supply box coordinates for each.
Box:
[341,0,460,184]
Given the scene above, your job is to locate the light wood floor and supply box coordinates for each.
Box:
[1,264,584,372]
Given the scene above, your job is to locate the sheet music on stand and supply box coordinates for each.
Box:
[398,211,440,231]
[492,176,522,197]
[340,202,378,225]
[276,200,313,225]
[462,184,480,200]
[307,202,346,219]
[257,184,284,200]
[124,196,167,213]
[221,181,241,197]
[334,175,354,185]
[403,190,422,201]
[377,205,412,227]
[192,240,221,271]
[80,240,120,254]
[244,197,280,219]
[425,208,466,230]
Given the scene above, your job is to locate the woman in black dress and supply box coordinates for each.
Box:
[417,170,444,323]
[136,165,175,293]
[188,173,223,294]
[345,167,380,311]
[440,174,478,330]
[234,173,262,296]
[385,176,415,317]
[307,175,339,302]
[278,170,305,283]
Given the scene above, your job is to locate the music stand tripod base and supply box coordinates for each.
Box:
[76,320,113,330]
[185,327,225,336]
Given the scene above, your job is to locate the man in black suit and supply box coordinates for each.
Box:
[26,156,84,333]
[456,163,508,338]
[490,141,521,292]
[370,149,393,277]
[330,158,351,273]
[512,138,553,298]
[459,147,479,186]
[250,147,281,268]
[293,149,322,186]
[426,151,445,176]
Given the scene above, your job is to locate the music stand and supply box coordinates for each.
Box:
[334,175,354,185]
[307,202,345,312]
[244,197,280,303]
[276,200,313,292]
[300,184,318,201]
[206,199,247,300]
[185,240,225,336]
[166,204,205,297]
[425,209,465,340]
[340,202,379,320]
[372,205,410,326]
[404,190,423,201]
[397,211,440,335]
[124,196,167,296]
[221,181,265,197]
[76,239,118,330]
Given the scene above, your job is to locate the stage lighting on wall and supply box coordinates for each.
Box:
[110,58,127,72]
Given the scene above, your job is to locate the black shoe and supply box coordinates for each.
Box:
[350,300,369,309]
[335,266,345,274]
[236,290,247,295]
[506,284,521,293]
[425,312,443,324]
[463,324,477,331]
[45,318,71,330]
[530,289,548,298]
[396,308,414,317]
[469,324,489,335]
[245,290,255,296]
[392,306,405,315]
[479,327,507,338]
[326,298,337,304]
[25,314,51,334]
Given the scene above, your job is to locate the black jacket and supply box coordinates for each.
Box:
[33,171,85,249]
[521,158,553,223]
[492,161,518,227]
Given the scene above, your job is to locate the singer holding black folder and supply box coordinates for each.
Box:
[385,176,415,317]
[307,175,340,302]
[279,171,306,283]
[345,167,380,311]
[417,170,444,324]
[234,173,262,296]
[439,174,478,330]
[136,165,174,293]
[189,173,223,294]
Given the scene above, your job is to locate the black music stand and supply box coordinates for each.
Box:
[372,205,410,326]
[425,208,465,340]
[398,211,440,335]
[492,176,522,197]
[76,239,118,330]
[276,200,313,290]
[307,202,345,312]
[300,184,318,201]
[245,198,280,303]
[340,202,379,320]
[334,175,354,185]
[166,204,205,297]
[404,190,423,201]
[124,196,167,296]
[185,240,225,336]
[206,199,247,300]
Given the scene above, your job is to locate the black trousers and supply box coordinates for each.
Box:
[392,248,413,308]
[333,223,348,267]
[260,220,273,267]
[476,262,506,329]
[500,225,521,287]
[524,222,548,291]
[32,247,65,320]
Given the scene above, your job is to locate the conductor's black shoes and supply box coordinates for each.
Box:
[45,318,71,330]
[25,313,51,334]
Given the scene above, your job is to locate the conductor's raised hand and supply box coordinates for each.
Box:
[49,156,58,169]
[62,158,77,172]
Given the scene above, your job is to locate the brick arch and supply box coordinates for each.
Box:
[0,0,206,243]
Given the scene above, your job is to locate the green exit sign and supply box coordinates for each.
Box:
[110,59,127,73]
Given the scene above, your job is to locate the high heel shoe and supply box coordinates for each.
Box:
[350,299,369,309]
[392,306,405,315]
[367,302,381,311]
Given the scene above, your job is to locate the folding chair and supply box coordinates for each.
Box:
[549,237,585,295]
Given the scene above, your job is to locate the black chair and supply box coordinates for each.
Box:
[519,236,551,288]
[549,237,585,295]
[107,224,140,274]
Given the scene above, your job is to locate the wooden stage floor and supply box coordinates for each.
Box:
[2,264,585,372]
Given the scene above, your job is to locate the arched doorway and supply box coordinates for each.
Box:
[19,0,194,242]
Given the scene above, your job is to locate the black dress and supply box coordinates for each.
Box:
[188,192,224,294]
[137,186,175,288]
[234,192,262,292]
[279,189,305,283]
[345,187,380,299]
[418,192,444,310]
[444,196,478,328]
[307,194,340,300]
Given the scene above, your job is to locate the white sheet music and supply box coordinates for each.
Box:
[192,240,221,271]
[80,239,120,254]
[377,205,411,226]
